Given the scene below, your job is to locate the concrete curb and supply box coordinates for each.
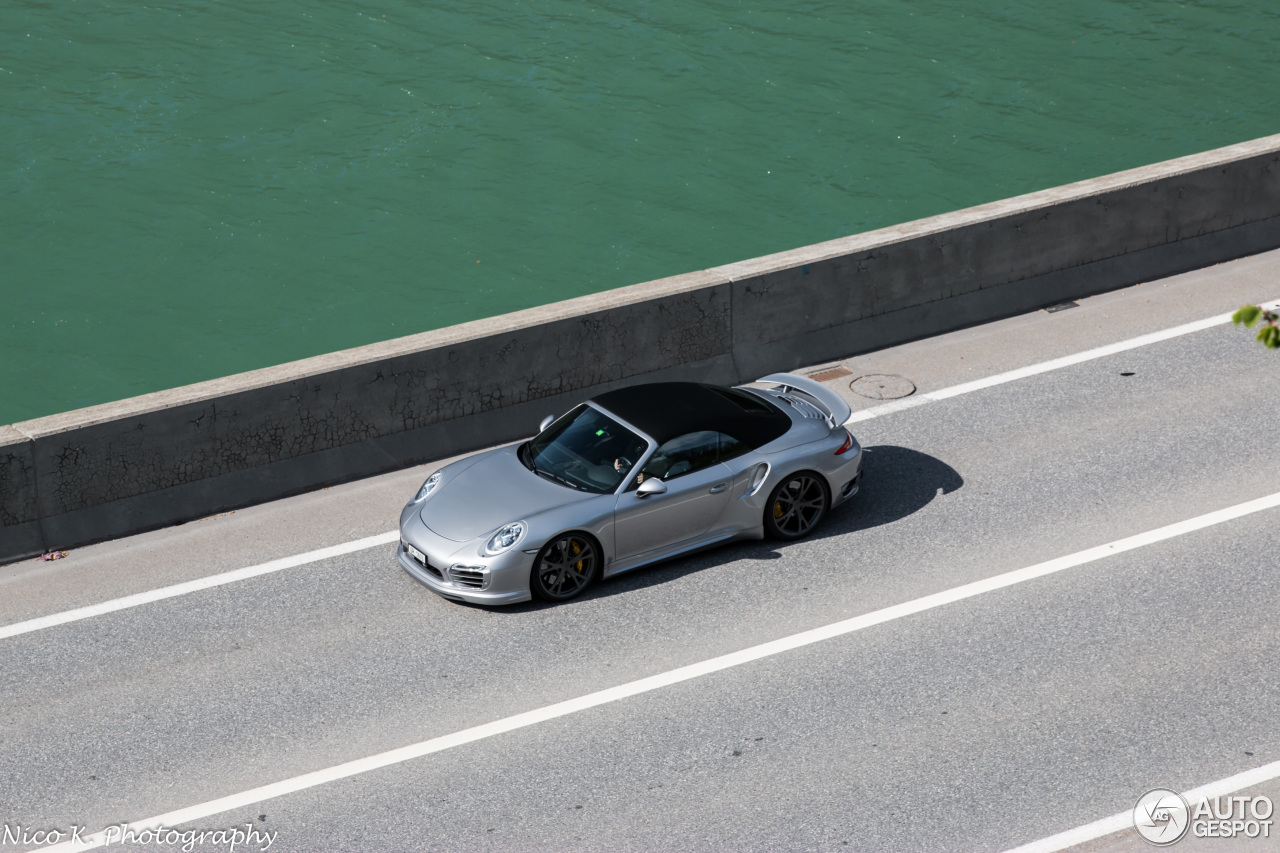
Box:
[4,133,1280,563]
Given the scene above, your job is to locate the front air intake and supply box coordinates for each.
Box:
[447,567,487,589]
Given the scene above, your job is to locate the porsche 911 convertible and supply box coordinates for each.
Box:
[397,373,862,604]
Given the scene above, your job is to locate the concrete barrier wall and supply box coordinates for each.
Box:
[4,133,1280,563]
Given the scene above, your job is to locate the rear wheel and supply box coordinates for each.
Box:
[764,472,829,540]
[530,532,600,602]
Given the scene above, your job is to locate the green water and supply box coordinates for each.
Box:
[2,1,1278,424]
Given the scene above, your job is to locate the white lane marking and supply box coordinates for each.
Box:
[42,491,1280,852]
[1003,759,1280,853]
[7,299,1277,641]
[0,532,399,641]
[845,298,1280,424]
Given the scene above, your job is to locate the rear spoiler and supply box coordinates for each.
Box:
[755,373,852,428]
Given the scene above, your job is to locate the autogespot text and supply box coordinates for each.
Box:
[1191,795,1274,839]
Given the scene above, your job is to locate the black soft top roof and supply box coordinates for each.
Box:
[591,382,790,447]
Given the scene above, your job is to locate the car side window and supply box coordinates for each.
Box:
[638,431,721,483]
[718,432,751,462]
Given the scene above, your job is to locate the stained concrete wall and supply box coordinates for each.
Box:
[4,133,1280,563]
[0,427,40,560]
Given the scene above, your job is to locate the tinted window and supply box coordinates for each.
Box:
[639,431,720,482]
[524,405,648,494]
[718,432,751,462]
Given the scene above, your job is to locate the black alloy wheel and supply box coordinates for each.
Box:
[764,472,830,540]
[530,533,600,602]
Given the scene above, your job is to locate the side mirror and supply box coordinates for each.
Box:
[538,415,555,433]
[636,478,667,498]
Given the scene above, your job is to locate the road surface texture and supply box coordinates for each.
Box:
[3,249,1279,852]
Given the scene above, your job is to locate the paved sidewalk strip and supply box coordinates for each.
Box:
[845,298,1280,423]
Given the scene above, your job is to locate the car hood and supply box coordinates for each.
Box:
[420,445,589,542]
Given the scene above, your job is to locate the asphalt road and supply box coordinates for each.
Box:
[3,252,1279,852]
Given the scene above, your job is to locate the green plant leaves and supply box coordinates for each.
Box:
[1233,305,1263,327]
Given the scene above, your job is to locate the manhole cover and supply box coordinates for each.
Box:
[850,374,916,400]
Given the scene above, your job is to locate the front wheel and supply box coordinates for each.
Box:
[764,472,830,540]
[530,532,600,602]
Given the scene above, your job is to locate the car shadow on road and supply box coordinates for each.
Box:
[817,444,964,540]
[485,445,963,612]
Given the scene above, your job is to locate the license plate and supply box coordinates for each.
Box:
[406,543,426,566]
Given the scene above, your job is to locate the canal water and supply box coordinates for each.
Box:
[2,1,1277,423]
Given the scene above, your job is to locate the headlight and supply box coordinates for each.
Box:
[484,521,527,556]
[414,471,443,502]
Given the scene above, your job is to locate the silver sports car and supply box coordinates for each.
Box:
[397,373,863,605]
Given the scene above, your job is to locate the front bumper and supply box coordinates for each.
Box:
[397,504,534,605]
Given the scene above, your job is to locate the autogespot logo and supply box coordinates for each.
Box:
[1133,789,1276,844]
[1134,789,1191,846]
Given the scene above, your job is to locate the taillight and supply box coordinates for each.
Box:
[835,429,855,455]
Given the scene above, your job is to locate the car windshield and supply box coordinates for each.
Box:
[522,404,648,494]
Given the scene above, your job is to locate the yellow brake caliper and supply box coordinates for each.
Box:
[773,501,783,519]
[572,540,584,572]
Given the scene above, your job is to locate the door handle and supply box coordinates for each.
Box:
[708,483,728,494]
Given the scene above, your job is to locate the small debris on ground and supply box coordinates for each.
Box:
[1044,300,1079,313]
[41,550,68,561]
